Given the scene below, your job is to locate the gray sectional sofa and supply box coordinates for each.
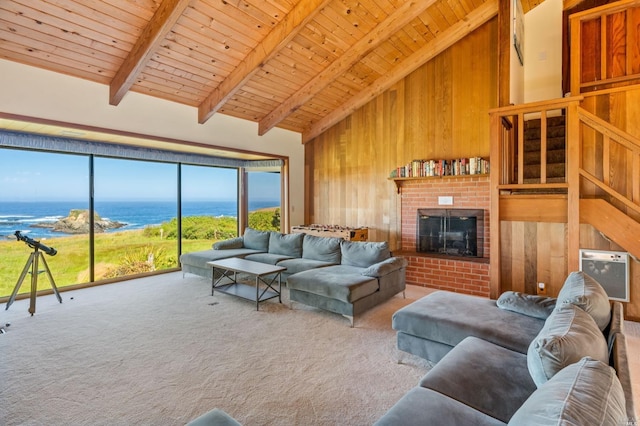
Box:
[179,228,407,326]
[376,271,637,425]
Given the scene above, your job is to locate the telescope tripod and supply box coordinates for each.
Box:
[5,246,62,315]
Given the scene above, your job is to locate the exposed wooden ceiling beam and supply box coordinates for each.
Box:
[302,0,499,143]
[258,0,439,136]
[109,0,193,106]
[197,0,333,124]
[563,0,586,10]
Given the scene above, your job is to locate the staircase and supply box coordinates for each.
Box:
[580,199,640,257]
[522,115,566,183]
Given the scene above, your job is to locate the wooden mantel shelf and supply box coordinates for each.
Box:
[389,174,490,193]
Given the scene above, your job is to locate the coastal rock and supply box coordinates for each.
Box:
[32,209,126,234]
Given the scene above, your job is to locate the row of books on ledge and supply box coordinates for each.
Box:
[390,157,490,178]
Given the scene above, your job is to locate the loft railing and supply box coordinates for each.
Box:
[570,0,640,95]
[489,97,582,192]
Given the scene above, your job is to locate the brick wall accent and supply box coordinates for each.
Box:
[399,176,491,297]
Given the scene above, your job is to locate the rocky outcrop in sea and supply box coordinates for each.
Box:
[31,209,126,234]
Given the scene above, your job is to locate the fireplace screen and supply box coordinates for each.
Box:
[417,209,484,257]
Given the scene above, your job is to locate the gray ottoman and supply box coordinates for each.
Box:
[186,408,241,426]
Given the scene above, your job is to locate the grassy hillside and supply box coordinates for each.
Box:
[0,208,280,298]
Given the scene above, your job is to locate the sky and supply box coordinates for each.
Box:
[0,148,280,202]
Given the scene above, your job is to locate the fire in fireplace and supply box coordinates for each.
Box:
[416,208,484,257]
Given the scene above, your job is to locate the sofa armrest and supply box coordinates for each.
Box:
[361,257,407,278]
[213,237,244,250]
[496,291,556,320]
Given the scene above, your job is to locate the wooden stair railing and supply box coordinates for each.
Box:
[573,106,640,260]
[580,199,640,257]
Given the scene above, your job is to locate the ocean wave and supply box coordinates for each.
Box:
[20,215,63,223]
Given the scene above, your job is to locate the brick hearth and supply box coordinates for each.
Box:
[399,176,491,297]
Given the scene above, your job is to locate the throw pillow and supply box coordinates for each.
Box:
[301,234,342,263]
[213,237,244,250]
[527,304,608,387]
[496,291,557,320]
[341,241,390,268]
[557,271,611,331]
[268,232,303,257]
[361,257,407,277]
[242,227,270,251]
[509,357,626,426]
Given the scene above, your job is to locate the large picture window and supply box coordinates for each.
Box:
[93,157,179,280]
[0,149,90,296]
[247,171,281,232]
[0,135,285,299]
[180,165,239,253]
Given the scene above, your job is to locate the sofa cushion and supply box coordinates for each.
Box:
[213,237,244,250]
[242,228,270,251]
[340,241,390,268]
[287,265,379,302]
[244,252,293,265]
[392,291,545,356]
[301,234,342,263]
[509,357,626,426]
[180,248,263,269]
[419,336,537,423]
[374,386,506,426]
[496,291,557,320]
[361,257,407,278]
[557,271,611,331]
[268,231,303,257]
[527,304,608,387]
[276,258,335,275]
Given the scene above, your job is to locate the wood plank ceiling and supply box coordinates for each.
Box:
[0,0,540,143]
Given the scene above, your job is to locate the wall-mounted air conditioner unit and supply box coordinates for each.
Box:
[579,249,629,302]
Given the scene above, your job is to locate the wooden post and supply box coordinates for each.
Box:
[566,102,581,271]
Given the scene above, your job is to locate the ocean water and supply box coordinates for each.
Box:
[0,200,278,240]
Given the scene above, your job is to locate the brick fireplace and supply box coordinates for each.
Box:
[399,176,491,296]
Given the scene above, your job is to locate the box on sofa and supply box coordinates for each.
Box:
[377,271,636,425]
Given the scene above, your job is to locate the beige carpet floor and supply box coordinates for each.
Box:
[0,273,434,426]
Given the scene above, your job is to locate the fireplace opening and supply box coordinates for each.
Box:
[417,208,484,258]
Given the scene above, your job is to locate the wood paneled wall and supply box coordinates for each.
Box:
[305,19,498,246]
[500,221,569,296]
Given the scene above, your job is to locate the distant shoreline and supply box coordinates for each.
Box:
[0,201,279,240]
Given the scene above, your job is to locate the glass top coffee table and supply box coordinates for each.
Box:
[207,257,286,310]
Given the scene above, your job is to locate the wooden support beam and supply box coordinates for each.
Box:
[198,0,332,124]
[258,0,438,136]
[109,0,193,106]
[302,0,498,144]
[490,111,503,299]
[498,0,512,107]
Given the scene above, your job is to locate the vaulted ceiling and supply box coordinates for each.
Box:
[0,0,544,143]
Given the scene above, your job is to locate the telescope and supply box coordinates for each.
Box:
[6,230,61,315]
[14,230,57,256]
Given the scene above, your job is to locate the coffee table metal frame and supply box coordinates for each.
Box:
[207,257,286,310]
